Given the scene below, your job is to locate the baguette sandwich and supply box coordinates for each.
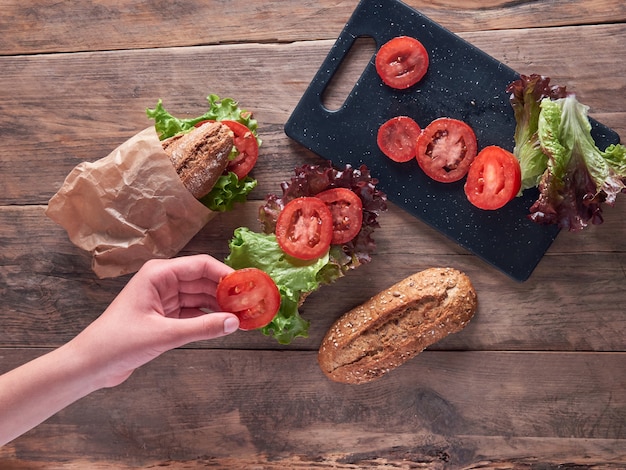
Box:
[147,94,260,212]
[46,94,260,279]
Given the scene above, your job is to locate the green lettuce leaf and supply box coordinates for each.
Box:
[146,94,260,145]
[529,96,626,230]
[507,74,569,191]
[199,173,257,212]
[224,227,330,344]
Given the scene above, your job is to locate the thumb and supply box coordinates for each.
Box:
[166,312,240,347]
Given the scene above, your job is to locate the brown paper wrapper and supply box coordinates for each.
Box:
[46,127,215,278]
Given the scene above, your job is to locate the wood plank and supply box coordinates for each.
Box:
[1,349,625,467]
[462,24,626,115]
[2,203,625,351]
[2,0,625,465]
[1,25,624,205]
[1,0,624,55]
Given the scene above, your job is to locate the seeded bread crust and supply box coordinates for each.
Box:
[162,121,234,199]
[318,267,477,384]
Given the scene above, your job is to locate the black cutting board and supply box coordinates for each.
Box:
[284,0,621,281]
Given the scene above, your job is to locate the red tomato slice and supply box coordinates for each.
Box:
[275,197,333,260]
[216,267,280,331]
[464,145,522,210]
[377,116,421,163]
[315,188,364,244]
[375,36,429,89]
[194,119,258,179]
[220,120,259,179]
[415,118,478,183]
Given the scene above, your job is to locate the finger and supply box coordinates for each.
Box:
[140,256,234,306]
[159,292,221,318]
[162,254,234,283]
[163,312,240,347]
[176,278,220,297]
[175,293,222,315]
[139,255,234,292]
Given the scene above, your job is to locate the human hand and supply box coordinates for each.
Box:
[70,254,240,388]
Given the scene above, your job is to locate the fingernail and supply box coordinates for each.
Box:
[223,317,239,334]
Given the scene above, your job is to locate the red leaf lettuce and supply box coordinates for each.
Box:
[507,75,626,230]
[530,96,626,230]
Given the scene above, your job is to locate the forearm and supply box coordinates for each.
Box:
[0,341,102,446]
[0,255,238,447]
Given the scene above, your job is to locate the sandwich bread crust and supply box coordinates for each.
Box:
[318,267,477,384]
[162,121,234,199]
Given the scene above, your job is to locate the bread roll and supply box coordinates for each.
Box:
[162,121,234,199]
[318,267,477,384]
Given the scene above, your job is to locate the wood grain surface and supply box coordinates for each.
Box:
[1,0,625,468]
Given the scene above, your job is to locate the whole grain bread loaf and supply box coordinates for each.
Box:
[162,121,234,199]
[318,267,477,384]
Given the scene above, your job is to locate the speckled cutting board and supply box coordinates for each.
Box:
[284,0,621,281]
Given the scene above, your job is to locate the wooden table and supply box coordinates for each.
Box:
[1,1,626,468]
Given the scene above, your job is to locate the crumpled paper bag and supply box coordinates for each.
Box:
[46,127,215,278]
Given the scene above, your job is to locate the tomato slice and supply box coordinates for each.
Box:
[275,197,333,260]
[315,188,363,244]
[415,118,478,183]
[219,120,259,179]
[216,267,280,330]
[377,116,421,163]
[464,145,522,210]
[375,36,429,89]
[194,119,258,179]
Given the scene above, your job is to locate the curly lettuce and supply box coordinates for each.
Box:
[507,74,570,191]
[146,94,259,211]
[259,162,388,273]
[200,172,257,212]
[507,75,626,231]
[225,162,387,344]
[529,96,626,230]
[146,94,260,145]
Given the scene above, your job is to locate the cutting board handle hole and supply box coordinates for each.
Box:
[321,36,377,111]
